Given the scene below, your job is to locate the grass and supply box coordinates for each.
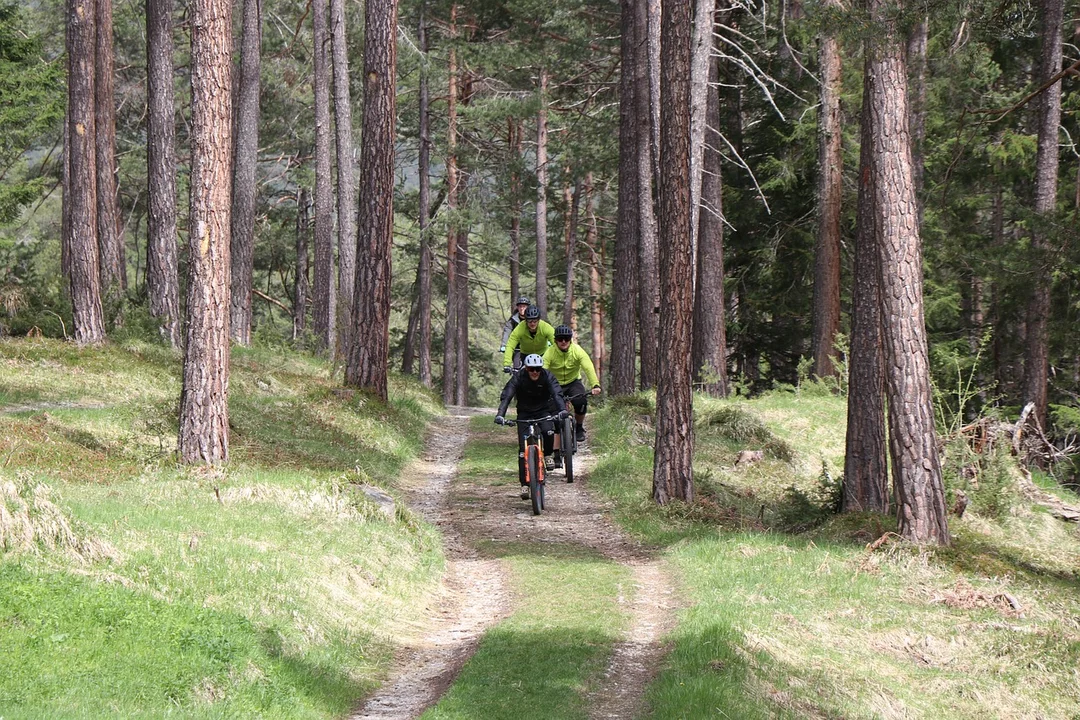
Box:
[0,337,445,719]
[587,389,1080,720]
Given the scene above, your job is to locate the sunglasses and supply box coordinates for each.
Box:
[526,367,541,373]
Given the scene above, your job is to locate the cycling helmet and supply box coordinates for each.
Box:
[554,325,573,339]
[515,295,531,306]
[523,353,544,368]
[524,305,541,320]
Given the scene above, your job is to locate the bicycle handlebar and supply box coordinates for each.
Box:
[497,414,563,426]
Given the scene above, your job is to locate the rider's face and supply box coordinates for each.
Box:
[555,337,571,347]
[526,318,539,330]
[526,368,541,379]
[516,304,528,316]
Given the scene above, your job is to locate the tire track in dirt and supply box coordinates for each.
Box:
[352,407,680,719]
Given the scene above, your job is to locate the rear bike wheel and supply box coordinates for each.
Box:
[561,416,575,483]
[526,444,542,515]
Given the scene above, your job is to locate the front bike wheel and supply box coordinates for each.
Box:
[561,417,575,483]
[527,444,542,516]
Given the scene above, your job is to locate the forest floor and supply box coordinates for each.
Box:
[350,406,681,720]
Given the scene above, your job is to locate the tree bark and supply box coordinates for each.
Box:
[867,0,947,543]
[585,173,605,379]
[843,58,888,513]
[1023,0,1063,431]
[691,43,728,397]
[415,4,433,386]
[146,0,180,348]
[311,0,336,354]
[811,0,843,381]
[442,8,460,404]
[906,14,928,225]
[689,0,716,266]
[179,0,232,464]
[95,0,125,315]
[228,0,261,345]
[330,0,356,355]
[653,0,695,505]
[634,0,660,390]
[611,0,640,396]
[562,179,580,327]
[509,119,522,305]
[345,0,397,402]
[535,68,549,316]
[67,0,105,344]
[293,186,311,339]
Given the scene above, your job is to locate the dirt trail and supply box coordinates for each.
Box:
[351,407,679,719]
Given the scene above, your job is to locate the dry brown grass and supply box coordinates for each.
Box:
[0,475,120,562]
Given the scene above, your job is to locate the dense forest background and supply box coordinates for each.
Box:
[2,0,1079,453]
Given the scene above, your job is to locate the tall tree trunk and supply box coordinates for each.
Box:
[843,59,888,513]
[179,0,232,464]
[562,178,580,327]
[442,9,460,404]
[228,0,261,345]
[293,186,311,339]
[455,221,469,405]
[653,0,694,505]
[689,0,716,267]
[906,14,928,225]
[1023,0,1063,430]
[535,68,549,315]
[635,0,660,390]
[415,4,433,387]
[811,0,843,380]
[509,118,522,304]
[867,0,947,543]
[691,43,728,397]
[311,0,336,355]
[345,0,397,402]
[146,0,180,348]
[95,0,125,316]
[611,0,640,395]
[67,0,105,344]
[585,173,605,379]
[330,0,356,355]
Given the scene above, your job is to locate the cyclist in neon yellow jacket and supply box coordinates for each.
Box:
[502,305,555,368]
[543,325,601,464]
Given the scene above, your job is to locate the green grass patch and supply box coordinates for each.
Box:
[585,391,1080,719]
[0,338,447,719]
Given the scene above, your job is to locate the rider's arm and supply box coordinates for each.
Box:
[503,324,523,366]
[575,345,601,388]
[499,315,516,347]
[496,373,519,417]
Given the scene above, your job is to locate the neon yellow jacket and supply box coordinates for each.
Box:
[503,320,555,366]
[543,342,600,388]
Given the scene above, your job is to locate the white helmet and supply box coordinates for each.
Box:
[523,354,544,368]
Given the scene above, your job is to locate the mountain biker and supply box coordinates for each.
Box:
[499,295,531,369]
[495,353,568,499]
[502,305,555,370]
[543,325,601,464]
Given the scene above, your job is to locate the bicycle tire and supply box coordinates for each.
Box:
[527,444,542,515]
[562,417,575,483]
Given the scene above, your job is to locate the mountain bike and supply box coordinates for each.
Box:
[557,392,589,484]
[498,414,561,516]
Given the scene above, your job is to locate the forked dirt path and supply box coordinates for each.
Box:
[351,406,680,720]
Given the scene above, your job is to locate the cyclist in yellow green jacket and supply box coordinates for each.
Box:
[543,325,601,464]
[502,305,555,369]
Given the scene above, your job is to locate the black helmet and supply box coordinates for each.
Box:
[524,305,541,320]
[515,295,530,306]
[554,325,573,339]
[523,353,544,368]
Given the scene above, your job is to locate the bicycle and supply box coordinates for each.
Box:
[556,392,589,484]
[497,413,562,516]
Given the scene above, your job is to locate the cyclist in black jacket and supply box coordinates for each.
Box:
[495,353,567,499]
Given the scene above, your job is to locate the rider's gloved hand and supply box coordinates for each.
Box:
[494,415,506,425]
[503,366,512,373]
[558,410,569,420]
[499,346,506,352]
